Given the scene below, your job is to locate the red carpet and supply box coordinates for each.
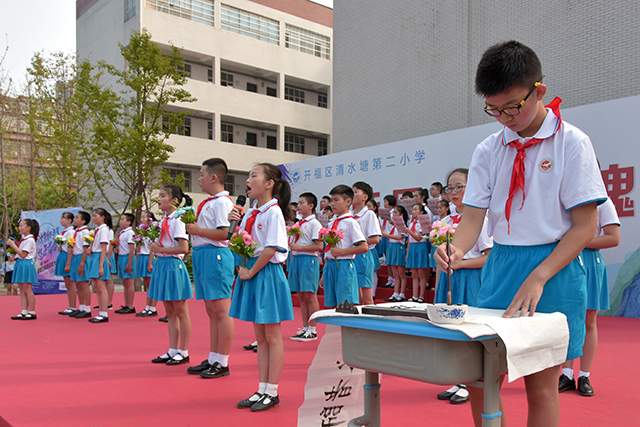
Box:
[0,293,638,427]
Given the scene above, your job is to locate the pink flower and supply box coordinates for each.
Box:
[243,235,252,246]
[336,230,345,239]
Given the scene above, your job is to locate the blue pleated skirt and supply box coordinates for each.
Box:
[13,258,38,285]
[435,268,482,305]
[70,254,89,282]
[85,252,110,281]
[377,237,388,258]
[385,243,406,267]
[55,251,70,277]
[288,254,320,293]
[582,249,609,311]
[478,243,587,361]
[354,251,374,289]
[230,257,294,324]
[117,254,137,279]
[429,244,437,268]
[135,254,153,278]
[406,241,430,269]
[323,259,359,307]
[193,245,235,300]
[109,254,117,272]
[148,256,192,301]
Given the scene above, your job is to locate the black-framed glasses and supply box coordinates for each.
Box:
[483,81,542,118]
[444,184,466,194]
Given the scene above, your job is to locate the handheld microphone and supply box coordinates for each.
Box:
[227,195,247,239]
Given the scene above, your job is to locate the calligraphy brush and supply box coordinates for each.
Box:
[446,231,452,305]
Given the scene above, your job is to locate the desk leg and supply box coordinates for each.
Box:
[482,342,502,427]
[348,371,380,427]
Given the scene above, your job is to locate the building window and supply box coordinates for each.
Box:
[285,134,305,154]
[207,67,213,82]
[224,174,235,194]
[207,120,213,140]
[221,71,234,87]
[124,0,137,22]
[246,82,258,93]
[266,87,277,97]
[318,93,328,108]
[317,138,328,156]
[266,135,277,150]
[147,0,215,27]
[165,168,192,192]
[177,62,191,78]
[182,117,191,136]
[245,132,257,146]
[285,86,305,104]
[284,24,331,60]
[221,123,233,143]
[220,4,279,45]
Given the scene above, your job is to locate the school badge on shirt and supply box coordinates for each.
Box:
[257,223,264,231]
[540,159,553,172]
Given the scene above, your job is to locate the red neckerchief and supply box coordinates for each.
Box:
[159,217,170,246]
[505,97,563,233]
[410,218,418,232]
[196,193,230,219]
[450,214,462,225]
[244,203,277,237]
[294,218,309,242]
[324,215,352,253]
[73,226,87,239]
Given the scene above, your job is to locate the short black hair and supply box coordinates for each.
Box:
[431,182,443,193]
[401,191,414,199]
[61,212,74,222]
[383,194,396,207]
[352,181,374,203]
[475,40,543,96]
[447,168,469,184]
[322,195,331,202]
[202,158,228,181]
[299,192,318,211]
[77,211,91,225]
[418,188,429,201]
[330,184,354,201]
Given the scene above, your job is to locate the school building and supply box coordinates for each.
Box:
[76,0,332,200]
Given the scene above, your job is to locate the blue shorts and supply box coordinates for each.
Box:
[582,249,609,310]
[288,254,320,293]
[354,251,374,289]
[478,243,587,361]
[323,259,359,307]
[193,245,235,300]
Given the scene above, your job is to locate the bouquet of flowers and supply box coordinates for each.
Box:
[319,228,344,249]
[83,231,95,245]
[6,246,16,255]
[287,225,301,239]
[177,206,196,225]
[67,236,76,249]
[228,228,256,263]
[133,234,144,246]
[54,234,66,246]
[146,222,161,241]
[429,220,458,246]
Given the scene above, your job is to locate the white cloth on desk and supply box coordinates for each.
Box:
[311,303,569,383]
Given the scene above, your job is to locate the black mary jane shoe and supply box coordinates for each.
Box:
[237,393,263,409]
[88,315,109,323]
[250,394,280,412]
[151,353,171,364]
[166,354,190,366]
[200,362,230,379]
[11,313,26,320]
[437,385,459,400]
[187,360,212,375]
[115,306,136,314]
[73,311,92,319]
[158,316,168,323]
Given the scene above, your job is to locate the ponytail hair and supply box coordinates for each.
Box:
[23,218,40,240]
[122,213,135,227]
[93,208,113,229]
[257,163,292,222]
[414,203,426,214]
[162,184,193,208]
[395,205,409,225]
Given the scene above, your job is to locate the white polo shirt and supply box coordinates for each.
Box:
[325,213,366,260]
[118,227,135,255]
[386,221,406,245]
[72,226,89,255]
[597,198,620,235]
[61,226,74,253]
[464,216,494,260]
[139,237,151,255]
[157,212,188,259]
[291,214,322,257]
[353,207,382,250]
[18,235,36,260]
[379,217,392,234]
[240,198,289,264]
[463,108,607,246]
[192,191,234,248]
[407,218,425,243]
[91,224,110,253]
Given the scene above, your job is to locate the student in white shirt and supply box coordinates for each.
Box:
[228,163,295,412]
[383,205,409,302]
[406,204,431,303]
[436,41,608,426]
[115,214,137,314]
[135,211,159,318]
[560,198,620,396]
[288,192,323,342]
[352,181,382,305]
[56,212,77,316]
[87,208,113,323]
[379,195,398,288]
[8,219,40,320]
[67,211,92,318]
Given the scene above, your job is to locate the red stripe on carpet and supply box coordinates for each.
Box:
[0,294,638,426]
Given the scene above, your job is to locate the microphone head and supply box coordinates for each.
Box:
[235,195,247,207]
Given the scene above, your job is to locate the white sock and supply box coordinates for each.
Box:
[168,348,178,357]
[21,309,28,315]
[308,326,317,334]
[179,349,188,357]
[28,310,36,315]
[218,353,229,368]
[265,383,278,397]
[391,293,398,298]
[258,382,267,394]
[84,305,91,313]
[399,293,405,298]
[148,306,157,312]
[562,368,574,379]
[579,370,590,378]
[208,352,218,365]
[99,311,108,317]
[144,305,150,311]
